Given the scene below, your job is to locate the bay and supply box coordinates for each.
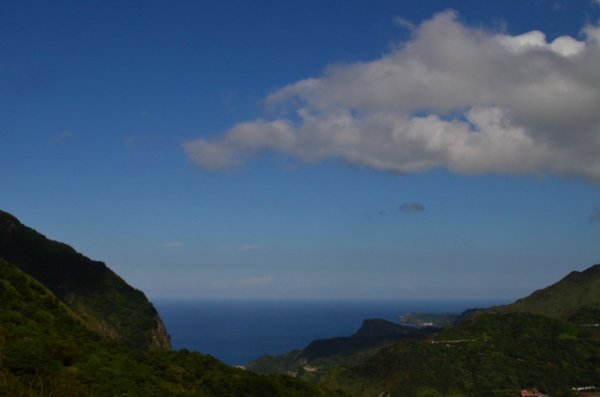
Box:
[154,299,505,365]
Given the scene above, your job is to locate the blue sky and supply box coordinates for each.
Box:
[2,0,600,301]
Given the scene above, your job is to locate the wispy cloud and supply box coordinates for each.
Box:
[364,209,387,219]
[240,276,274,286]
[123,135,138,147]
[184,11,600,184]
[54,129,73,142]
[221,90,239,113]
[162,241,183,248]
[211,276,275,290]
[589,205,600,223]
[398,202,426,213]
[237,244,264,252]
[393,16,415,30]
[123,132,163,148]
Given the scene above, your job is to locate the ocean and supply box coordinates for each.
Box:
[154,299,505,366]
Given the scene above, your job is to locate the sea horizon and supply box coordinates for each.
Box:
[155,298,510,365]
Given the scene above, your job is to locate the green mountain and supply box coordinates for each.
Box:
[0,210,170,350]
[248,319,438,375]
[251,313,600,396]
[315,312,599,397]
[0,211,347,396]
[0,257,347,396]
[247,265,600,396]
[399,312,459,327]
[502,264,600,322]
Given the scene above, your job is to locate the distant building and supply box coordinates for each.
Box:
[572,386,596,392]
[520,389,548,397]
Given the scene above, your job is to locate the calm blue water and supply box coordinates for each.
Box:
[154,299,504,365]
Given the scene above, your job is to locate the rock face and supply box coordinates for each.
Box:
[0,210,171,350]
[150,314,172,351]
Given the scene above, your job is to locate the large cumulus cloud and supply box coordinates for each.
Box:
[183,11,600,182]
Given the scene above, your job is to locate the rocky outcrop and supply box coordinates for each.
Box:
[150,314,172,350]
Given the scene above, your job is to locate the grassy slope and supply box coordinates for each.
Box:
[0,258,348,397]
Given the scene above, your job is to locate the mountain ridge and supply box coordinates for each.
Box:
[501,262,600,321]
[0,209,170,350]
[247,263,600,396]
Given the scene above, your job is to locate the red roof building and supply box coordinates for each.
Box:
[520,389,548,397]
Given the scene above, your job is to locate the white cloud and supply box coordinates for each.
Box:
[184,11,600,183]
[497,31,585,56]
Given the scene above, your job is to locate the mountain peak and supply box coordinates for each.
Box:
[0,209,21,224]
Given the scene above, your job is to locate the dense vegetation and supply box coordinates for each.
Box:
[0,257,347,396]
[0,210,170,350]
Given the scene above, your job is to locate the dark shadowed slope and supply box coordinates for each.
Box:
[0,209,170,350]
